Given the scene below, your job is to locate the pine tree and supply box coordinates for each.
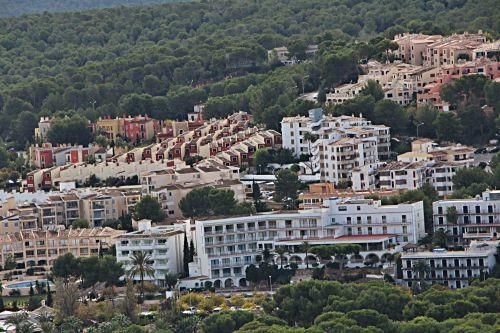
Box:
[12,300,19,311]
[189,239,195,262]
[183,233,190,276]
[0,297,4,312]
[29,283,35,297]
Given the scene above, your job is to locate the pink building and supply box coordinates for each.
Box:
[122,115,159,142]
[417,58,500,110]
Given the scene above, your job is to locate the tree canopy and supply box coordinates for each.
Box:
[0,0,497,148]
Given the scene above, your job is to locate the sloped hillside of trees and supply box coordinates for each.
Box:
[0,0,185,18]
[0,0,498,147]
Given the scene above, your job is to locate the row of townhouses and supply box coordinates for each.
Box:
[17,161,245,225]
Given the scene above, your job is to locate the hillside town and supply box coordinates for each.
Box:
[0,0,498,331]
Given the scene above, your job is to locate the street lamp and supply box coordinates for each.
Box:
[269,275,272,293]
[301,75,310,95]
[416,122,424,138]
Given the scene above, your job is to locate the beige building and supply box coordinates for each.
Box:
[142,161,245,219]
[34,117,52,142]
[393,33,443,65]
[0,227,124,277]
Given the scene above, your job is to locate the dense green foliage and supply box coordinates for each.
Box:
[231,279,500,332]
[0,0,185,18]
[450,154,500,198]
[52,253,124,287]
[133,194,165,222]
[0,0,498,147]
[178,186,255,217]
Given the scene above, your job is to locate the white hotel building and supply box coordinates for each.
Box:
[433,190,500,246]
[181,198,425,289]
[116,220,189,286]
[401,240,498,289]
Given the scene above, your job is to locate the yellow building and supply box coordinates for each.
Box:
[96,117,124,141]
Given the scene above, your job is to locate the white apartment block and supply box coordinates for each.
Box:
[281,108,390,186]
[427,161,466,197]
[378,161,427,191]
[401,240,498,289]
[433,190,500,246]
[374,139,475,196]
[116,220,188,286]
[314,137,380,185]
[180,198,425,289]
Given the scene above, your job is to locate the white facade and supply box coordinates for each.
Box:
[281,108,390,186]
[427,162,466,197]
[116,220,188,286]
[314,137,380,184]
[378,161,427,191]
[182,198,425,289]
[433,190,500,246]
[401,240,498,289]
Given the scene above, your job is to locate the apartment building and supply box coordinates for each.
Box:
[326,61,439,106]
[378,161,427,191]
[325,82,365,104]
[180,198,425,289]
[393,33,443,65]
[0,187,141,231]
[123,115,159,142]
[116,220,188,286]
[96,117,124,141]
[401,240,498,289]
[281,108,390,160]
[473,41,500,60]
[433,190,500,246]
[0,227,124,276]
[314,136,380,185]
[142,161,245,218]
[424,32,486,67]
[417,58,500,109]
[25,157,185,192]
[30,143,94,169]
[299,183,402,210]
[427,161,467,197]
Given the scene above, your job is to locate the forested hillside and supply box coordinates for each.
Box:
[0,0,185,18]
[0,0,498,148]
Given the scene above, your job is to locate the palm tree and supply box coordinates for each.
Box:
[127,251,155,301]
[275,247,287,269]
[262,248,272,264]
[432,229,450,248]
[412,260,431,281]
[7,313,34,333]
[38,313,56,333]
[301,241,311,269]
